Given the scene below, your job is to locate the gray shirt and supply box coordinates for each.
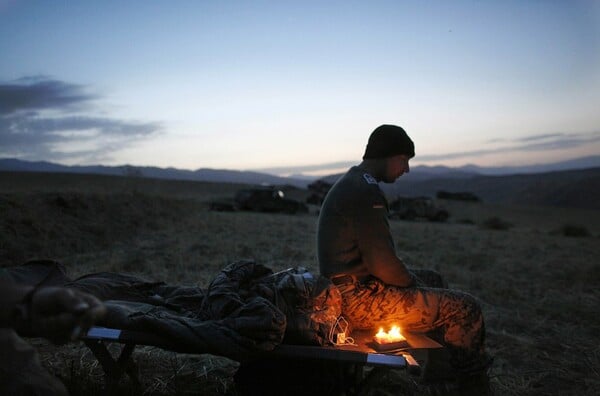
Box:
[317,166,414,287]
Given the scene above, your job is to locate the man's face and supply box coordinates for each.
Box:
[384,154,410,183]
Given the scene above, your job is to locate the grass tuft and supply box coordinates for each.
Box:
[557,224,591,238]
[481,216,513,230]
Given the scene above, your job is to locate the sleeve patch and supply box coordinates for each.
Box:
[363,173,378,185]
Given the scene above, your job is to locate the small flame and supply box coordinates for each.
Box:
[374,325,406,344]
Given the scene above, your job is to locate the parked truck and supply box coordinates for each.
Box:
[388,196,449,222]
[210,187,309,214]
[305,179,334,205]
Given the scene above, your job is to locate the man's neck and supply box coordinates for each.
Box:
[357,159,385,182]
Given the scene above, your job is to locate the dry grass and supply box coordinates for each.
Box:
[1,171,600,395]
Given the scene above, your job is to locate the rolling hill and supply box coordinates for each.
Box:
[1,158,599,209]
[0,158,308,188]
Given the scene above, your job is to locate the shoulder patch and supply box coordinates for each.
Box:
[363,173,378,185]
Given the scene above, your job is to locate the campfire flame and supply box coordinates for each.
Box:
[374,325,406,344]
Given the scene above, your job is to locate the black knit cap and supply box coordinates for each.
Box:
[362,124,415,159]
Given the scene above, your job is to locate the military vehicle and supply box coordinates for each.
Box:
[388,196,449,222]
[436,190,481,202]
[210,187,309,214]
[305,180,334,205]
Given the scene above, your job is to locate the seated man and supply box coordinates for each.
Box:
[317,124,490,393]
[0,280,106,395]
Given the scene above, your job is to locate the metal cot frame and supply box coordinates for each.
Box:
[81,326,444,395]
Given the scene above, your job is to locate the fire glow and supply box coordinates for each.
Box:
[374,325,406,344]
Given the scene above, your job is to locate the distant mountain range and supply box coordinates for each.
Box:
[0,158,308,188]
[1,156,599,209]
[453,155,600,176]
[2,155,599,184]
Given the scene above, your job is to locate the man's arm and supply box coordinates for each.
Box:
[356,196,415,287]
[0,281,106,344]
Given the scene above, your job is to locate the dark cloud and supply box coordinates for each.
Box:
[516,133,566,142]
[0,76,96,115]
[0,76,162,163]
[487,133,567,144]
[517,133,599,150]
[417,131,600,162]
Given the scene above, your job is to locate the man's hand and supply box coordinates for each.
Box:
[29,287,106,344]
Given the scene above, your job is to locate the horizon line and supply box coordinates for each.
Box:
[2,154,599,178]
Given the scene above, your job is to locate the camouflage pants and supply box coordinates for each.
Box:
[336,269,486,372]
[0,328,68,396]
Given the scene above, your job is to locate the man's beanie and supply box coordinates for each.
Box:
[363,124,415,159]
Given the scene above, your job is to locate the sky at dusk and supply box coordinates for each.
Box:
[1,0,599,176]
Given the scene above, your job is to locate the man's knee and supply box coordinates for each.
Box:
[410,268,447,288]
[441,290,483,321]
[460,292,484,325]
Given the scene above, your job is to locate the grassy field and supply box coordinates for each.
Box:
[1,171,599,395]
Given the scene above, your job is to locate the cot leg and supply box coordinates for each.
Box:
[83,340,140,392]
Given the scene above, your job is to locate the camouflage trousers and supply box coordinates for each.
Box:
[0,328,68,396]
[335,269,486,373]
